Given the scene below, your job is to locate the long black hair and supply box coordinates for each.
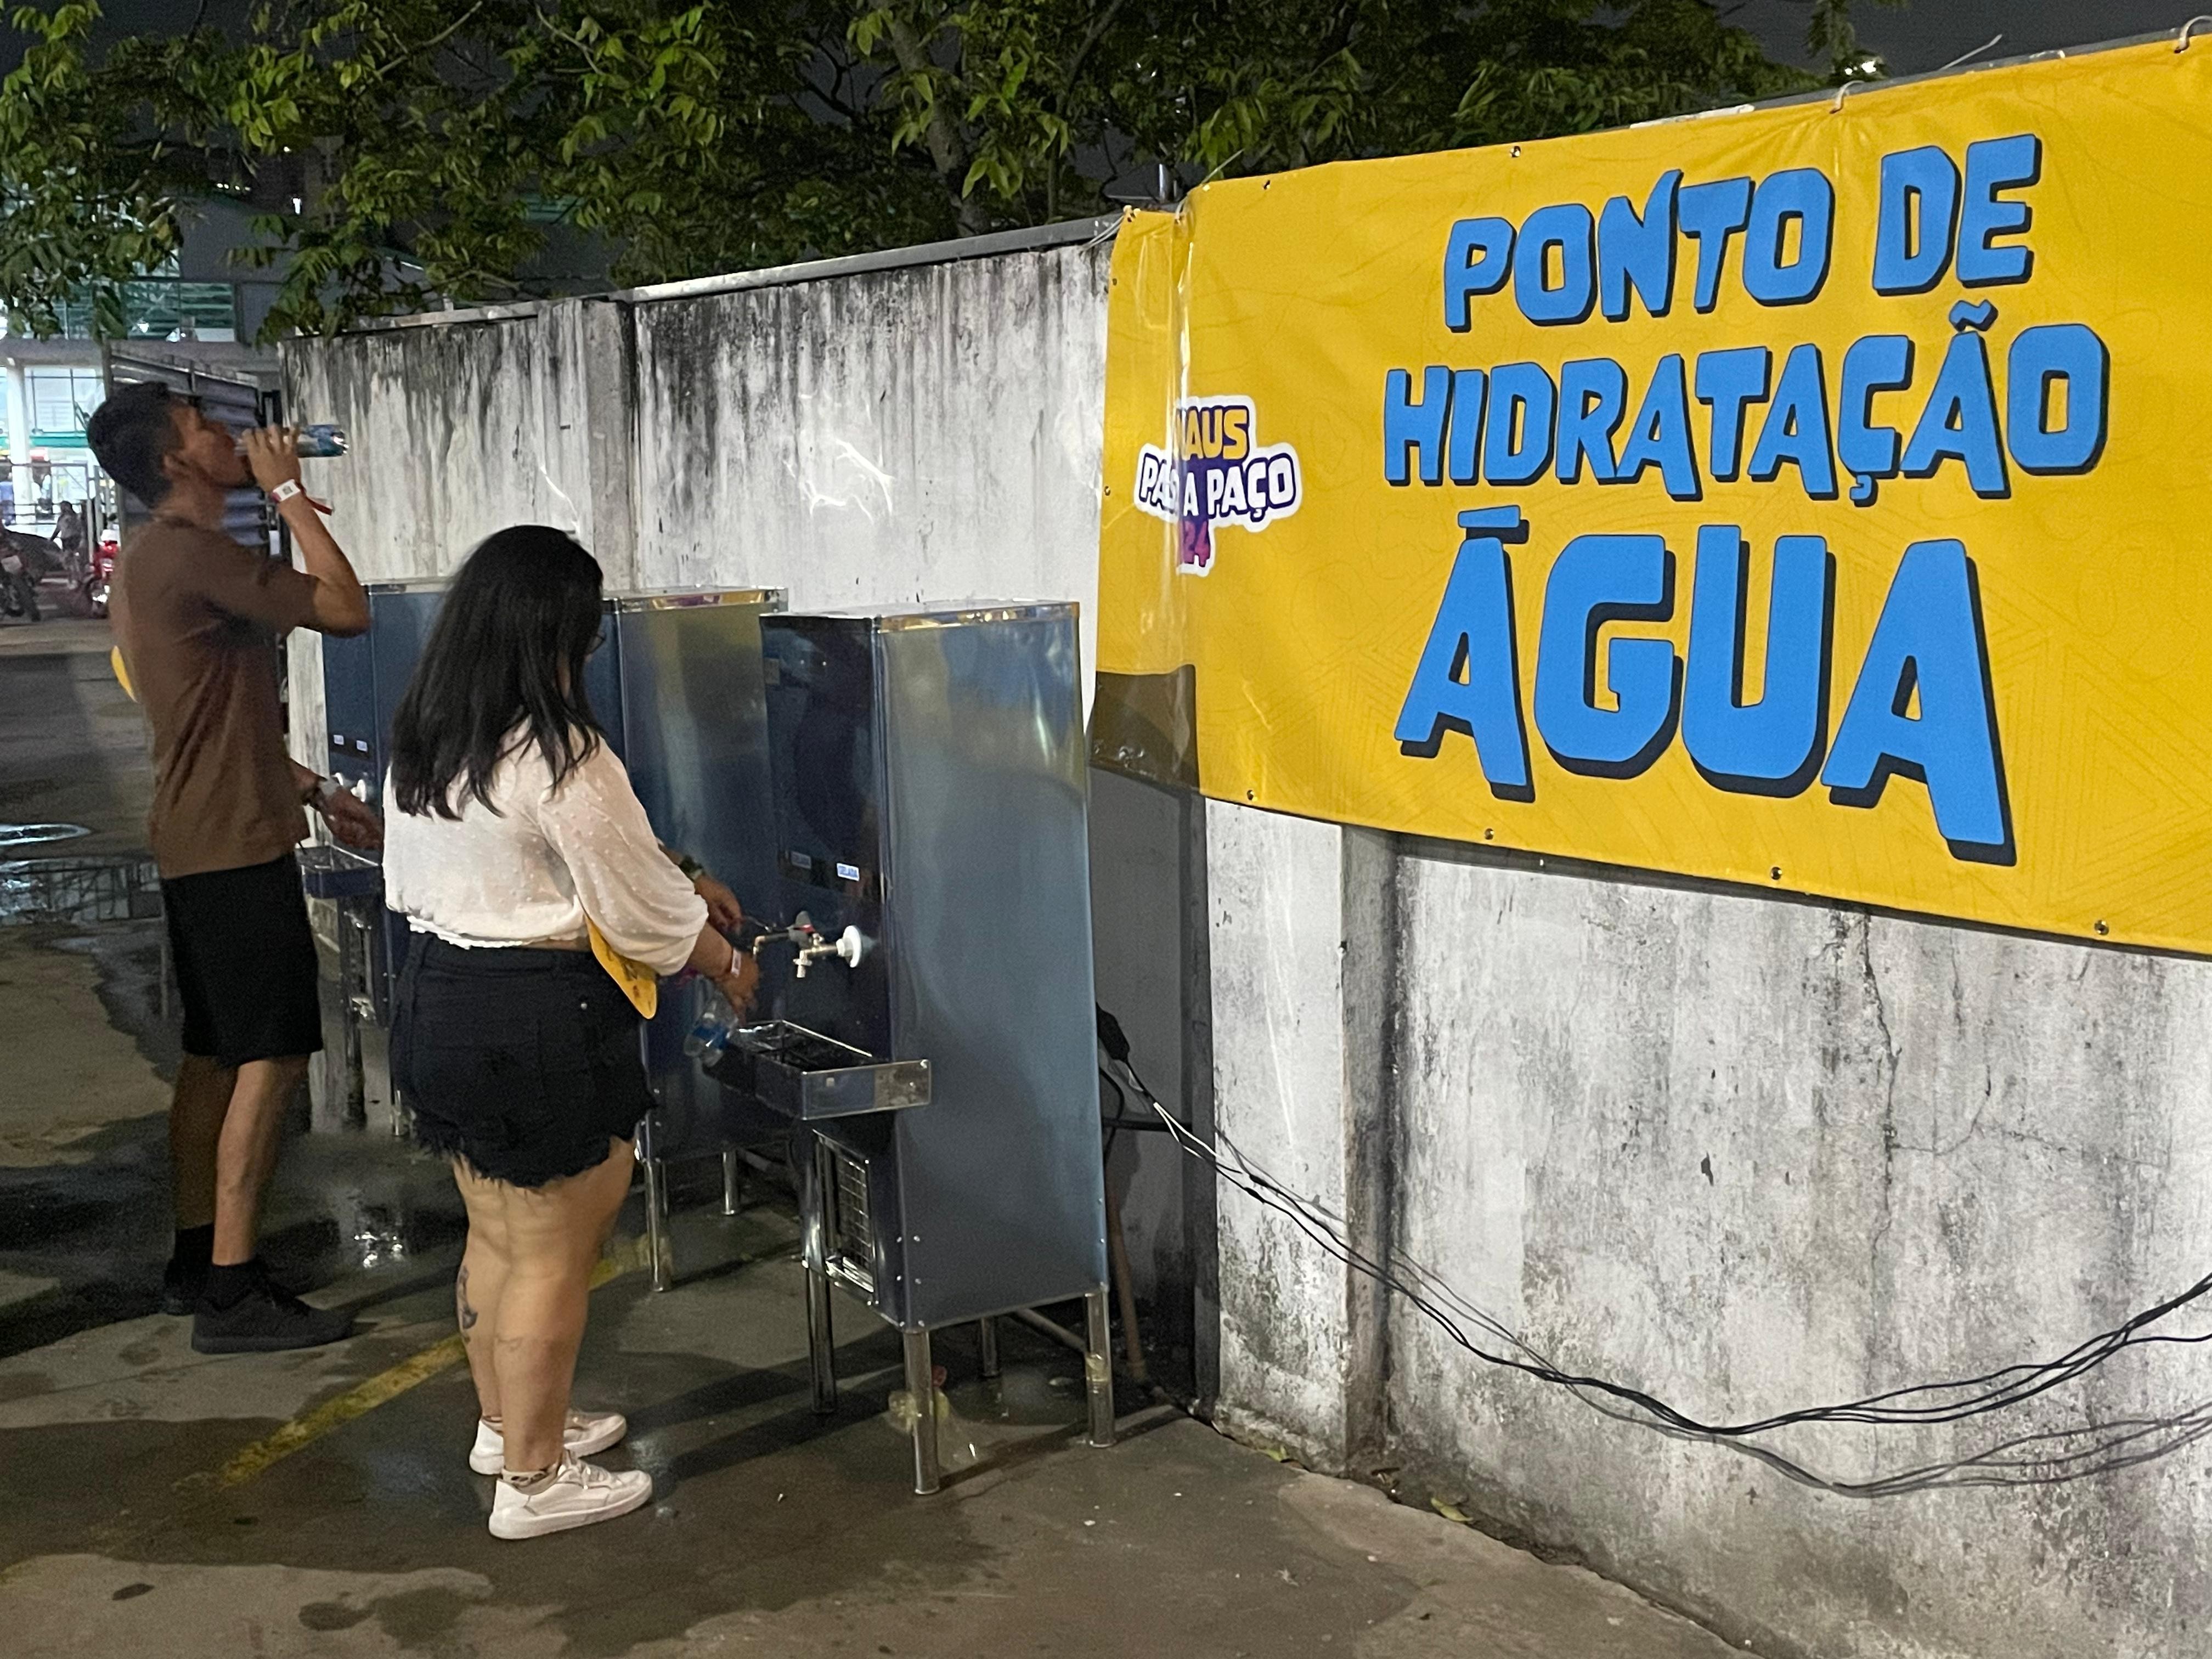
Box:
[389,526,607,819]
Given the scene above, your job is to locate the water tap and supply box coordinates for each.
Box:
[794,926,869,979]
[752,912,826,973]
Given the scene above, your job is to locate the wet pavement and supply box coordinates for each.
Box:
[0,616,1742,1657]
[0,614,153,865]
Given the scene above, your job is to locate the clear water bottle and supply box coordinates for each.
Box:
[682,989,740,1060]
[235,424,349,459]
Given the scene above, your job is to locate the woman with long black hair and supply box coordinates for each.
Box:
[383,526,757,1540]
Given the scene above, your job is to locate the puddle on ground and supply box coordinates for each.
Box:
[0,856,162,926]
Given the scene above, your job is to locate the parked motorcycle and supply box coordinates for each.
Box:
[0,529,63,623]
[1,544,40,623]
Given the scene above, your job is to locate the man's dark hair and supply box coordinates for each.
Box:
[86,382,181,508]
[389,526,608,819]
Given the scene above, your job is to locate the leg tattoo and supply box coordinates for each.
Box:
[456,1265,479,1331]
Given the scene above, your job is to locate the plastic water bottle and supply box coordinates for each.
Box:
[682,990,740,1060]
[235,424,349,459]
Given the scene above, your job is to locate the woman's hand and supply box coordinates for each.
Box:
[712,951,761,1018]
[692,872,743,931]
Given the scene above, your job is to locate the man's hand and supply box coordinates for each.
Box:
[315,788,385,852]
[692,872,743,931]
[712,951,761,1018]
[242,426,303,498]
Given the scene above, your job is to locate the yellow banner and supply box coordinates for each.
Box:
[1098,41,2212,955]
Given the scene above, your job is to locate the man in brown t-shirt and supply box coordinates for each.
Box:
[93,382,380,1353]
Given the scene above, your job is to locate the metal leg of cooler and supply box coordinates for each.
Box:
[1082,1286,1115,1448]
[904,1327,941,1496]
[977,1316,1001,1380]
[800,1135,838,1415]
[721,1148,744,1216]
[805,1267,837,1415]
[641,1152,676,1292]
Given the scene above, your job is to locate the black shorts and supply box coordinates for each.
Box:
[391,935,651,1188]
[162,853,323,1066]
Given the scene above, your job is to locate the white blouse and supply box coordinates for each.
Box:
[382,738,706,975]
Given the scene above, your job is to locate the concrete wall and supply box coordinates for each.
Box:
[283,236,1110,754]
[629,250,1109,692]
[283,226,2212,1658]
[281,301,633,755]
[282,301,630,584]
[1205,800,2212,1658]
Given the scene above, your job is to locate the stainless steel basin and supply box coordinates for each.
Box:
[709,1020,930,1120]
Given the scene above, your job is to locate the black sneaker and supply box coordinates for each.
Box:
[160,1256,207,1317]
[191,1277,356,1355]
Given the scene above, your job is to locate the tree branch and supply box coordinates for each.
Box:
[1062,0,1128,91]
[885,14,989,235]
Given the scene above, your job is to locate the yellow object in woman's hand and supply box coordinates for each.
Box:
[585,919,657,1018]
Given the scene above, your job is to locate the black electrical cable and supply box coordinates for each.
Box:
[1161,1084,2212,1492]
[1182,1095,2210,1433]
[1093,1023,2212,1494]
[1100,1066,1130,1161]
[1193,1122,2212,1493]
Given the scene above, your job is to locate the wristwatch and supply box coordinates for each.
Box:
[675,851,706,881]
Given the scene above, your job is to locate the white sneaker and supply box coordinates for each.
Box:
[488,1452,652,1540]
[469,1410,628,1474]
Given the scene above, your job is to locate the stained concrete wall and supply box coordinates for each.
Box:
[628,249,1109,691]
[281,235,1111,757]
[1205,799,2212,1659]
[281,226,2212,1658]
[281,302,629,583]
[1205,805,1357,1449]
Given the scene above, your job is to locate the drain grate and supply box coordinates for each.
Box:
[0,822,92,850]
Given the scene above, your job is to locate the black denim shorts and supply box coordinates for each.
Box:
[391,935,651,1188]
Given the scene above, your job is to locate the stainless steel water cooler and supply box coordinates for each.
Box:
[599,589,793,1285]
[707,603,1114,1493]
[305,578,448,1131]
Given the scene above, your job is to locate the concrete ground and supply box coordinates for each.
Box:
[0,613,1746,1658]
[0,606,151,863]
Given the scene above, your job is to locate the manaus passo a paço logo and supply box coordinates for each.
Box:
[1133,397,1302,575]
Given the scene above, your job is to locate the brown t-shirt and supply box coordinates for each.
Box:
[110,520,320,877]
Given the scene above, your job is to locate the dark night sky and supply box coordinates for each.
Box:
[2,3,2198,80]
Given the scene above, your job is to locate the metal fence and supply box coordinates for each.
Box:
[0,856,163,926]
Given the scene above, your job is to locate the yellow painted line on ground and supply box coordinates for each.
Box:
[179,1239,647,1494]
[205,1334,466,1489]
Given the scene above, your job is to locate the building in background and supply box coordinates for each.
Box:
[2,194,286,535]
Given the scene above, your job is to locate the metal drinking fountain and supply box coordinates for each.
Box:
[707,603,1114,1494]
